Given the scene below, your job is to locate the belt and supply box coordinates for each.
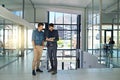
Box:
[35,44,42,46]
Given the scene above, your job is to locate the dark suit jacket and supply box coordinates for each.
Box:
[46,30,59,47]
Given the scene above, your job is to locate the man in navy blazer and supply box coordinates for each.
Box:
[46,23,59,75]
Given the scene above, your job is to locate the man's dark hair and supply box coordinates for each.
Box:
[49,23,54,27]
[38,23,44,27]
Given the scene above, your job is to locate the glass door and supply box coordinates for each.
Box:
[104,30,114,67]
[104,30,113,44]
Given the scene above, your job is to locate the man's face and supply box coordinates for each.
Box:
[38,25,43,31]
[49,26,54,31]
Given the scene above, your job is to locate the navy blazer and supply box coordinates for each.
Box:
[46,30,59,47]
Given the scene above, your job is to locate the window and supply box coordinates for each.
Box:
[12,11,22,17]
[64,13,71,24]
[49,12,77,49]
[49,12,55,23]
[49,11,78,70]
[55,12,63,24]
[72,14,77,24]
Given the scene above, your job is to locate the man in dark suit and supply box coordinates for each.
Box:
[46,23,59,75]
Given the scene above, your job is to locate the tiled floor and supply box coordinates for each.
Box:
[0,53,120,80]
[0,56,17,69]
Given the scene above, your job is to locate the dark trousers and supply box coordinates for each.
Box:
[47,46,57,71]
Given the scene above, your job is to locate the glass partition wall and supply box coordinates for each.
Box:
[0,18,19,57]
[86,0,120,68]
[0,16,24,68]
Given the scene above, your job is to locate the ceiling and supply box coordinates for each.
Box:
[0,0,119,13]
[31,0,91,8]
[0,0,116,10]
[0,0,91,9]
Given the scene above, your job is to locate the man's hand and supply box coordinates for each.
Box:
[49,38,54,41]
[46,37,49,41]
[46,37,54,41]
[34,46,36,49]
[42,46,44,49]
[32,41,36,49]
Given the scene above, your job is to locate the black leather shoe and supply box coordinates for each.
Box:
[32,70,36,76]
[52,71,57,75]
[48,69,53,72]
[36,69,43,72]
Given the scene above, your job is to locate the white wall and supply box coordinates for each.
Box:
[36,8,48,23]
[102,13,116,24]
[24,7,48,23]
[24,8,34,22]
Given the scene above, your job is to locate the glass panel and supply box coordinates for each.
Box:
[113,31,117,57]
[49,11,77,70]
[61,57,76,70]
[60,40,71,49]
[72,25,77,30]
[113,25,117,29]
[102,25,112,30]
[119,31,120,57]
[0,16,19,68]
[28,29,33,48]
[58,31,72,49]
[54,25,64,30]
[49,12,55,23]
[106,31,112,44]
[72,31,77,49]
[63,51,71,56]
[57,58,62,70]
[93,25,100,50]
[57,50,63,56]
[64,31,71,40]
[5,26,13,49]
[13,25,19,49]
[64,13,71,24]
[12,11,22,17]
[71,50,76,56]
[88,28,92,50]
[64,25,71,30]
[102,30,105,44]
[58,31,64,49]
[72,14,77,24]
[55,12,63,24]
[0,28,3,56]
[58,57,76,70]
[64,31,71,49]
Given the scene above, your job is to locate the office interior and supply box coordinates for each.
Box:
[0,0,120,80]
